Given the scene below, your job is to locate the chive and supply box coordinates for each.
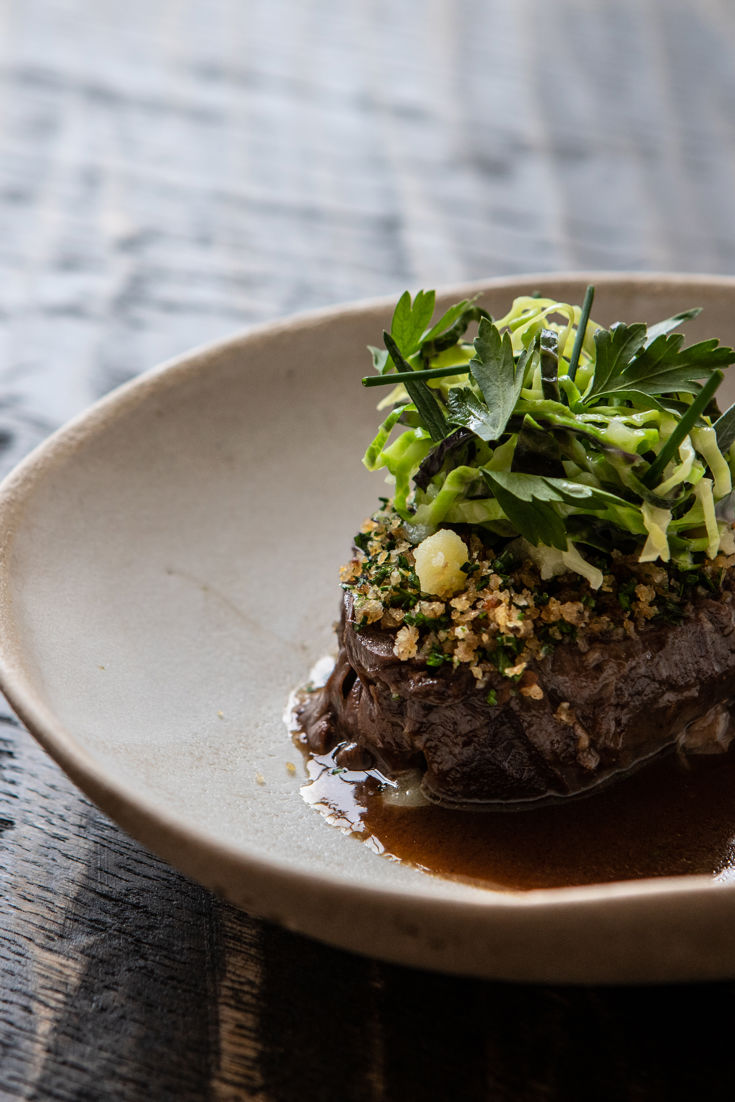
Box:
[642,370,723,488]
[567,284,595,383]
[362,364,472,388]
[493,547,515,574]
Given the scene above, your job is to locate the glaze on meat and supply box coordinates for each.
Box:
[298,591,735,808]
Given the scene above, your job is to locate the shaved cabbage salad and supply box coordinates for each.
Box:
[361,287,735,585]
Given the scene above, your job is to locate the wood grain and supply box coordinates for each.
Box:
[4,0,735,1097]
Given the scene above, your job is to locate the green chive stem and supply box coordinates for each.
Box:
[567,284,595,383]
[643,370,723,488]
[362,365,472,388]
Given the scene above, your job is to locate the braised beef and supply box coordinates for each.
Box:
[297,592,735,808]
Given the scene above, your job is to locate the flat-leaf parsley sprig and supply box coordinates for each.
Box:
[360,286,735,581]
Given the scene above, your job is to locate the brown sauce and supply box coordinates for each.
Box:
[297,741,735,891]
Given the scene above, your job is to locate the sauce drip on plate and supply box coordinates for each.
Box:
[295,737,735,891]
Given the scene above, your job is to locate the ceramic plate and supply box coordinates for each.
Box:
[3,273,735,984]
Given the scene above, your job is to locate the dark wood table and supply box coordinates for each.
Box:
[4,1,735,1098]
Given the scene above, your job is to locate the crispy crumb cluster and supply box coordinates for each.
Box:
[339,500,735,696]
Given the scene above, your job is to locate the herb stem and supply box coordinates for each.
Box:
[567,284,595,384]
[643,370,723,488]
[362,365,471,387]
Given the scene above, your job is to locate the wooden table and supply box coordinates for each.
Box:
[4,1,735,1098]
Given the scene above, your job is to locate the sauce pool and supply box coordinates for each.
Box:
[297,740,735,890]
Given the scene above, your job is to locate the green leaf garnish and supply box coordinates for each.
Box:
[594,334,734,400]
[420,300,490,358]
[586,323,648,401]
[480,471,568,549]
[468,319,528,440]
[360,287,735,576]
[390,290,436,360]
[382,331,449,443]
[644,306,702,344]
[714,401,735,453]
[368,344,389,374]
[445,386,499,440]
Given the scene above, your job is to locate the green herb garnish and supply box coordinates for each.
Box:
[361,287,735,577]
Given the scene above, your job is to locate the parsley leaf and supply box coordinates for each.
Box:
[421,298,473,344]
[467,319,528,440]
[478,470,640,549]
[444,386,501,440]
[548,477,635,512]
[644,307,702,345]
[480,470,568,549]
[620,334,734,395]
[420,301,491,360]
[368,344,390,374]
[586,323,648,400]
[371,290,437,376]
[586,321,735,403]
[391,290,436,358]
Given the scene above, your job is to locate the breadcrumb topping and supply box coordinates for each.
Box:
[340,500,735,695]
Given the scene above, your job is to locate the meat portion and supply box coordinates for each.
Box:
[298,592,735,808]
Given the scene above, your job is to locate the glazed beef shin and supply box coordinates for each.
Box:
[299,593,735,807]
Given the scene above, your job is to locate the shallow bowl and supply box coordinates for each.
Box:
[3,272,735,982]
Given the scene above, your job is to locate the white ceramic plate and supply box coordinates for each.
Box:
[4,273,735,984]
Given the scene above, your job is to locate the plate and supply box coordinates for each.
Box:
[3,272,735,984]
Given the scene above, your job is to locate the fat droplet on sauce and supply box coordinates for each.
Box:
[292,727,735,893]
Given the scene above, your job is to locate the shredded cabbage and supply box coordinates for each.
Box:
[361,290,735,583]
